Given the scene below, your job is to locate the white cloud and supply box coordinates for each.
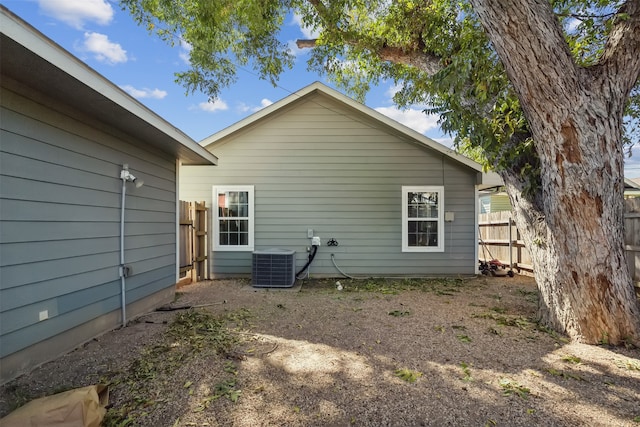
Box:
[237,98,273,113]
[288,12,321,57]
[38,0,113,29]
[120,85,168,100]
[564,17,580,33]
[385,83,403,100]
[81,32,127,64]
[291,13,321,39]
[179,39,192,65]
[433,137,455,149]
[287,39,306,58]
[375,106,440,134]
[198,99,229,112]
[254,98,273,111]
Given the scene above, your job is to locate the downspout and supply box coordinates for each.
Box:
[119,164,143,327]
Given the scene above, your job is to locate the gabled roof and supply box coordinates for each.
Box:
[201,81,484,175]
[0,6,216,166]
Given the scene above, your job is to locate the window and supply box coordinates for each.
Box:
[402,186,444,252]
[213,186,254,251]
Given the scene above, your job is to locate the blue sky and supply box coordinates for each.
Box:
[3,0,639,177]
[2,0,446,144]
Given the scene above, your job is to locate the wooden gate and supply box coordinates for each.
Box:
[179,201,208,285]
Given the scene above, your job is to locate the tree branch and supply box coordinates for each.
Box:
[302,0,445,76]
[296,38,443,75]
[599,0,640,98]
[473,1,581,109]
[296,39,317,49]
[375,45,443,75]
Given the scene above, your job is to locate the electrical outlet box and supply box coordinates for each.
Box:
[445,211,455,222]
[311,236,321,246]
[307,229,314,238]
[39,310,48,321]
[120,265,132,277]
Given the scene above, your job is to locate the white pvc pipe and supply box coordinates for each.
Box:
[119,172,127,327]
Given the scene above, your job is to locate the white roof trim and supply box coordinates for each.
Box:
[202,81,483,172]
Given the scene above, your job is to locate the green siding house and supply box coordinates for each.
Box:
[181,83,494,279]
[0,7,217,383]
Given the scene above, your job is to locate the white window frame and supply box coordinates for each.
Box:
[213,185,254,252]
[402,186,444,252]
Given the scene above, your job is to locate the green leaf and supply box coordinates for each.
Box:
[456,334,472,343]
[394,368,422,383]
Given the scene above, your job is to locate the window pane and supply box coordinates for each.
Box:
[408,191,439,219]
[216,188,252,248]
[407,220,438,247]
[418,221,437,232]
[418,204,438,218]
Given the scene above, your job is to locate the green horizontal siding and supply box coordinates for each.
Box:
[181,93,478,277]
[0,84,177,358]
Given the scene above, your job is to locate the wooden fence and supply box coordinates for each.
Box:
[179,201,208,285]
[479,198,640,284]
[478,212,531,274]
[624,198,640,284]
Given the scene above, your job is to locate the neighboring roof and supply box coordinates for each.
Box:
[201,81,495,183]
[0,6,217,166]
[626,178,640,190]
[625,178,640,197]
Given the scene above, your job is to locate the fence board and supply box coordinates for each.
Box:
[179,201,208,284]
[479,201,640,285]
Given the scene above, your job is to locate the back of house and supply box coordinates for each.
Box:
[181,83,490,279]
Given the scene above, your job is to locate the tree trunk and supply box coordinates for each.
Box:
[472,0,640,344]
[502,121,640,345]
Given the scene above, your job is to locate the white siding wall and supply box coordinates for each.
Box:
[181,94,477,277]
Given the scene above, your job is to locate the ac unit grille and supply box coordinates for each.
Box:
[252,249,296,288]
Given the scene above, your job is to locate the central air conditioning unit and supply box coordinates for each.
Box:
[252,248,296,288]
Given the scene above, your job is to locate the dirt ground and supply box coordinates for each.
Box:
[1,274,639,427]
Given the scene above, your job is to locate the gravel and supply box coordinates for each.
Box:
[1,275,639,426]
